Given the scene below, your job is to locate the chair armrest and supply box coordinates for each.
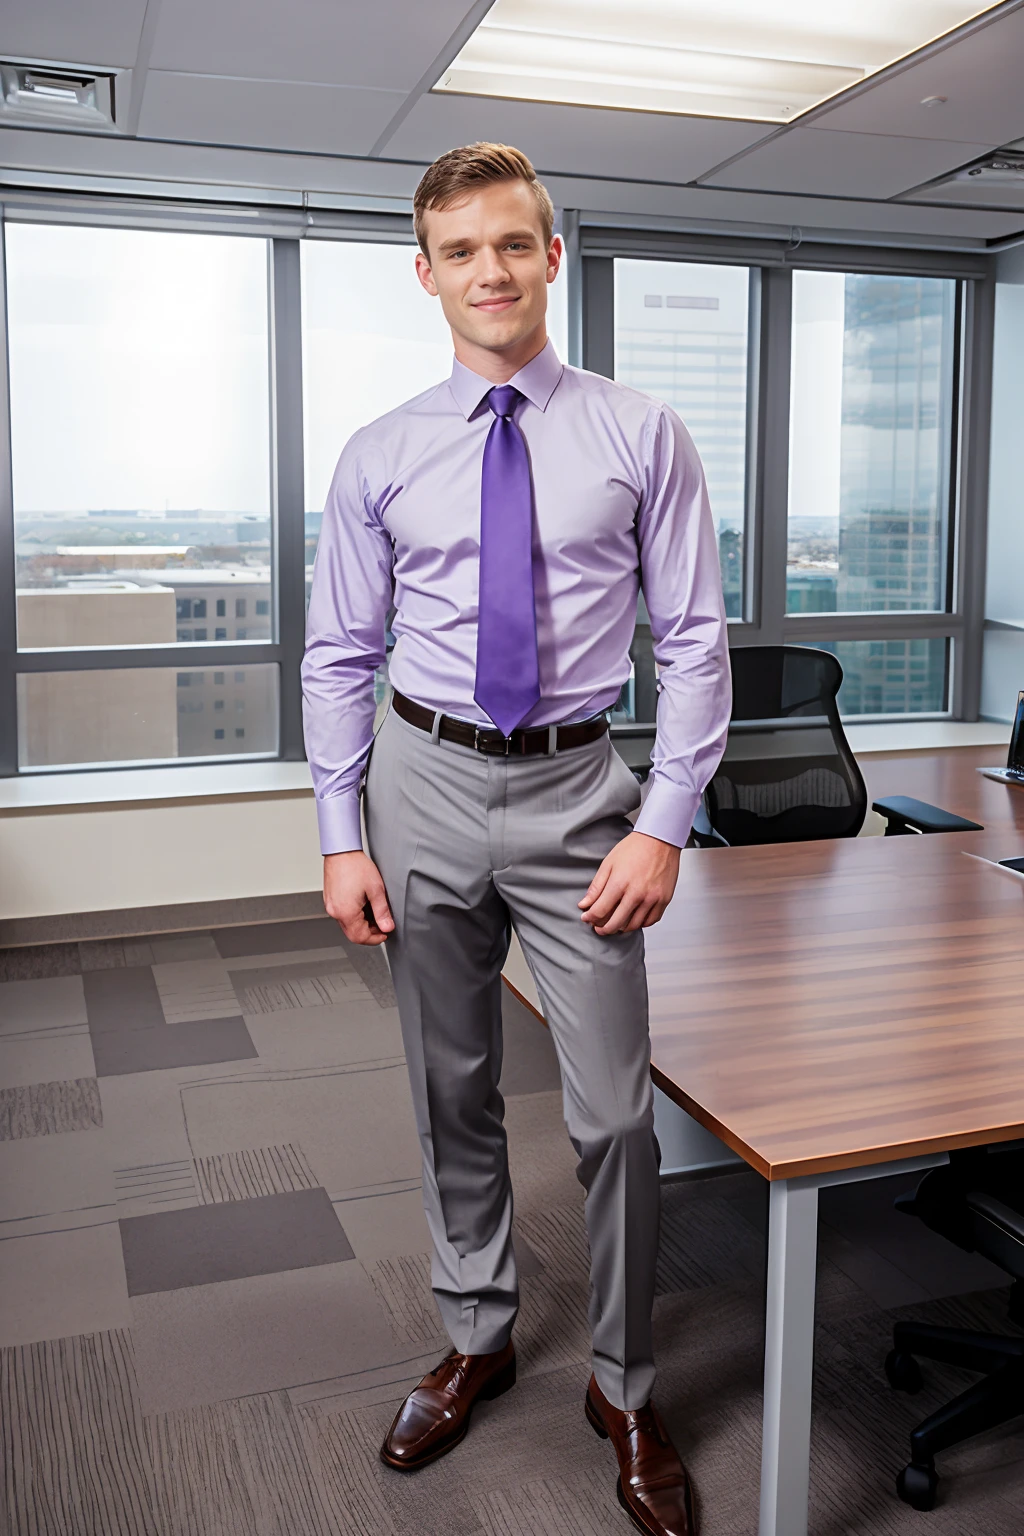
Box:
[872,795,983,835]
[691,804,729,849]
[968,1192,1024,1244]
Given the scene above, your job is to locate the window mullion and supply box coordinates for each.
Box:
[269,238,307,761]
[0,219,17,777]
[951,273,995,721]
[744,264,791,647]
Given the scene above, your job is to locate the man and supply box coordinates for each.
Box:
[302,142,730,1536]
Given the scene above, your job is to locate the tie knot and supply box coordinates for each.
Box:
[486,385,522,420]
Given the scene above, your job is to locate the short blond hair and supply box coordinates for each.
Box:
[413,142,555,258]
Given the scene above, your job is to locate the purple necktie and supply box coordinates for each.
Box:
[473,385,540,736]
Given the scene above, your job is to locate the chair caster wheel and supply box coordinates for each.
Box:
[897,1461,939,1510]
[885,1349,923,1394]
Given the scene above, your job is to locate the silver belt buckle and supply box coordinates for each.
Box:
[474,725,510,755]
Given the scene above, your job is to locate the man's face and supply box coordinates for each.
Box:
[415,178,560,355]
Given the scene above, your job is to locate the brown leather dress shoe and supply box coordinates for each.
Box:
[585,1375,697,1536]
[380,1342,516,1471]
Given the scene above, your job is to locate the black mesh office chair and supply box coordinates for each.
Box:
[884,1147,1024,1510]
[612,644,983,842]
[686,646,982,846]
[696,645,867,845]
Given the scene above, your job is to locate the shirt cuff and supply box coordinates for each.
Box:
[315,792,365,856]
[634,777,700,850]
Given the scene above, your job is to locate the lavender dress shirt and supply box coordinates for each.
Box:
[302,339,731,857]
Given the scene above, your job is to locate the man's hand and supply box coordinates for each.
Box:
[579,831,680,937]
[324,851,395,947]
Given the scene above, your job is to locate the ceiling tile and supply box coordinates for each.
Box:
[704,126,993,199]
[380,93,774,181]
[0,0,148,69]
[812,9,1024,146]
[149,0,481,92]
[137,73,407,158]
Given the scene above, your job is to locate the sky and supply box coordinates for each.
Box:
[7,220,568,520]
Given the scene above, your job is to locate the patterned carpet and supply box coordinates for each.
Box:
[2,915,1023,1535]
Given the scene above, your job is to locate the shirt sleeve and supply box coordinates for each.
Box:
[301,436,394,855]
[633,404,732,849]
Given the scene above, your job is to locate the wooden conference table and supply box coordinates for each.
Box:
[643,746,1024,1536]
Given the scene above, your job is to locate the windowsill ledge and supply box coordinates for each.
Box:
[845,720,1010,756]
[0,759,315,814]
[0,721,1011,814]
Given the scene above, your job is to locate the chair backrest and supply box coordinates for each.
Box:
[704,645,867,845]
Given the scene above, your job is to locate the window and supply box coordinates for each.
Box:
[614,260,750,621]
[7,225,273,658]
[0,217,989,776]
[16,664,279,767]
[787,271,956,616]
[816,639,949,716]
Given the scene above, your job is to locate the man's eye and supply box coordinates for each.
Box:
[449,249,469,259]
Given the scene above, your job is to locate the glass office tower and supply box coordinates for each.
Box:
[789,270,955,713]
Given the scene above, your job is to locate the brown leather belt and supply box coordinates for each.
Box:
[391,690,608,756]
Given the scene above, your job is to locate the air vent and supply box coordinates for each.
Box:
[902,148,1024,210]
[0,62,116,128]
[957,152,1024,186]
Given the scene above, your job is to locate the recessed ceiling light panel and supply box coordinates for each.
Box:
[436,0,1001,122]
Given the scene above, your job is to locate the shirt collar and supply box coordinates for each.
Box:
[448,337,563,421]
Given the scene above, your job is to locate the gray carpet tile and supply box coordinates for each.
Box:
[230,957,374,1015]
[473,1473,628,1535]
[78,939,131,972]
[0,943,81,981]
[115,1159,200,1218]
[362,1252,448,1347]
[194,1143,319,1204]
[0,975,88,1034]
[90,1016,258,1078]
[0,1328,157,1536]
[656,1188,766,1294]
[498,989,563,1097]
[0,1077,103,1141]
[211,918,345,959]
[337,934,398,1008]
[302,1396,486,1536]
[7,933,1024,1532]
[120,1187,354,1295]
[146,1391,334,1536]
[83,966,166,1031]
[129,1261,405,1415]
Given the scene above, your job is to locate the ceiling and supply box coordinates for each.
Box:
[2,0,1024,247]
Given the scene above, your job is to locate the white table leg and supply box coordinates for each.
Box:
[758,1178,820,1536]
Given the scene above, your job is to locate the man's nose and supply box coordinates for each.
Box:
[477,248,512,286]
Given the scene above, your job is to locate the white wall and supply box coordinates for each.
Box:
[982,245,1024,722]
[0,793,323,921]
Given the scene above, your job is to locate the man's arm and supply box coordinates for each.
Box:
[302,439,396,945]
[580,404,731,937]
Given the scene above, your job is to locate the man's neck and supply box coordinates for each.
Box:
[451,324,549,385]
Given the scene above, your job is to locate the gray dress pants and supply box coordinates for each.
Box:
[364,705,662,1410]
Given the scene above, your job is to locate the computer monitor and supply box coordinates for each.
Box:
[1009,690,1024,774]
[979,689,1024,785]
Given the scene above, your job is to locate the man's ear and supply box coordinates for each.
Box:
[415,250,438,297]
[547,234,563,285]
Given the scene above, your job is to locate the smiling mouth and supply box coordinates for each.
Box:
[473,296,519,311]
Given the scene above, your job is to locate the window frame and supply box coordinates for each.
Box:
[0,200,997,778]
[583,230,994,723]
